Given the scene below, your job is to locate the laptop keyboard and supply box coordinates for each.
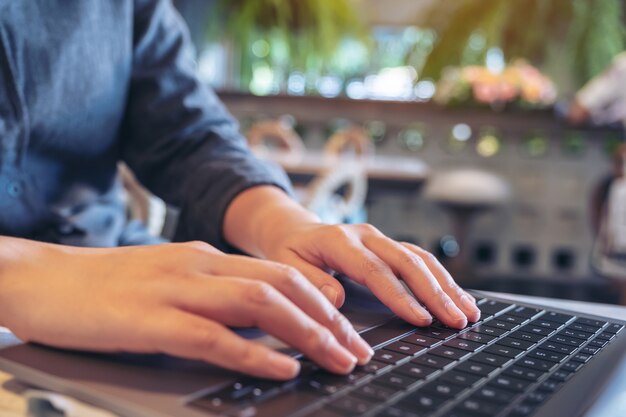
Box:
[190,298,624,417]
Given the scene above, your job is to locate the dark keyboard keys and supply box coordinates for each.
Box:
[571,353,592,363]
[508,331,545,343]
[358,360,391,374]
[561,361,584,372]
[596,332,616,341]
[484,320,517,331]
[400,334,439,348]
[458,331,496,344]
[326,395,373,415]
[527,349,567,363]
[568,322,598,334]
[455,397,505,416]
[549,334,585,347]
[374,350,408,364]
[414,327,457,340]
[580,346,600,355]
[375,407,420,417]
[509,306,543,319]
[537,378,562,393]
[422,380,465,397]
[539,341,577,355]
[471,325,507,337]
[373,372,415,390]
[398,391,446,410]
[361,318,418,348]
[542,312,574,324]
[352,384,396,402]
[471,352,512,367]
[489,375,533,392]
[455,360,497,376]
[444,338,483,352]
[478,300,513,315]
[440,370,482,386]
[589,338,608,349]
[498,314,528,325]
[516,357,555,372]
[395,363,438,380]
[430,345,470,361]
[530,319,562,330]
[606,323,624,334]
[412,354,454,369]
[560,328,593,340]
[521,325,555,337]
[497,336,535,350]
[575,318,606,328]
[503,365,544,382]
[483,344,524,359]
[384,341,425,356]
[474,385,518,403]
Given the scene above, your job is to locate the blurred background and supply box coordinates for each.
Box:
[165,0,626,304]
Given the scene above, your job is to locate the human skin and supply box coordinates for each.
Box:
[0,186,479,380]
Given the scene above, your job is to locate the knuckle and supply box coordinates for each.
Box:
[307,326,334,353]
[401,251,426,269]
[361,257,384,276]
[328,310,352,337]
[245,282,278,307]
[189,327,220,352]
[275,264,304,287]
[358,223,378,234]
[331,225,351,241]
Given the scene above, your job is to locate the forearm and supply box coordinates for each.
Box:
[223,186,320,258]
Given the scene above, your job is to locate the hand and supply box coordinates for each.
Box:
[262,223,481,329]
[0,238,373,379]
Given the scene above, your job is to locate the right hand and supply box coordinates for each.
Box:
[0,239,373,379]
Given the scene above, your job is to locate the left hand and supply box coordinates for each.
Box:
[262,222,480,329]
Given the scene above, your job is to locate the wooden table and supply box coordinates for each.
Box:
[1,294,625,416]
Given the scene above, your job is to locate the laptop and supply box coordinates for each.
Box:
[0,288,625,417]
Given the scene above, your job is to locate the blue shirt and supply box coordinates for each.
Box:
[0,0,290,248]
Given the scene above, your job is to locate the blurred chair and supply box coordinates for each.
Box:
[425,168,511,283]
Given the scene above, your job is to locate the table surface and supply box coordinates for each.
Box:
[1,292,625,416]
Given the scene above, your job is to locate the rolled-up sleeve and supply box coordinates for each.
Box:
[120,0,292,249]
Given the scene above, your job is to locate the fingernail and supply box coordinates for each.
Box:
[330,342,357,373]
[446,300,467,325]
[411,303,432,327]
[351,333,374,364]
[321,285,338,306]
[268,351,300,379]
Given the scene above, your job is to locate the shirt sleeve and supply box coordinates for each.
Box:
[120,0,292,250]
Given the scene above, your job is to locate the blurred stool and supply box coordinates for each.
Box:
[425,169,511,283]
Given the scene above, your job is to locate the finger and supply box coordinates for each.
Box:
[144,309,300,380]
[173,277,358,374]
[202,255,371,364]
[281,255,346,308]
[402,242,480,323]
[318,238,433,327]
[363,236,468,328]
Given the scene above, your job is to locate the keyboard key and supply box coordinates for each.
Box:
[522,325,555,337]
[484,344,524,359]
[537,378,562,393]
[471,352,512,367]
[571,353,592,363]
[605,323,624,334]
[361,318,418,348]
[373,350,408,364]
[474,385,518,403]
[456,397,505,416]
[589,338,608,349]
[516,357,556,372]
[576,318,606,328]
[508,306,543,319]
[430,346,470,361]
[561,361,584,372]
[398,391,446,409]
[413,327,457,340]
[596,332,616,341]
[352,384,396,402]
[549,334,585,347]
[538,341,577,355]
[444,338,483,352]
[525,389,550,405]
[326,395,373,415]
[510,401,537,416]
[375,406,420,417]
[422,380,465,397]
[568,322,598,334]
[455,360,497,376]
[400,334,439,347]
[530,319,561,330]
[542,312,574,324]
[503,365,544,381]
[497,337,534,350]
[580,346,600,355]
[471,325,507,337]
[440,370,482,386]
[246,387,322,417]
[560,328,593,340]
[551,370,574,382]
[458,331,496,344]
[498,314,528,325]
[395,363,437,380]
[373,372,415,390]
[384,341,426,356]
[358,360,391,374]
[484,320,517,331]
[508,331,545,343]
[527,349,567,363]
[412,354,454,369]
[478,300,513,315]
[489,375,533,392]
